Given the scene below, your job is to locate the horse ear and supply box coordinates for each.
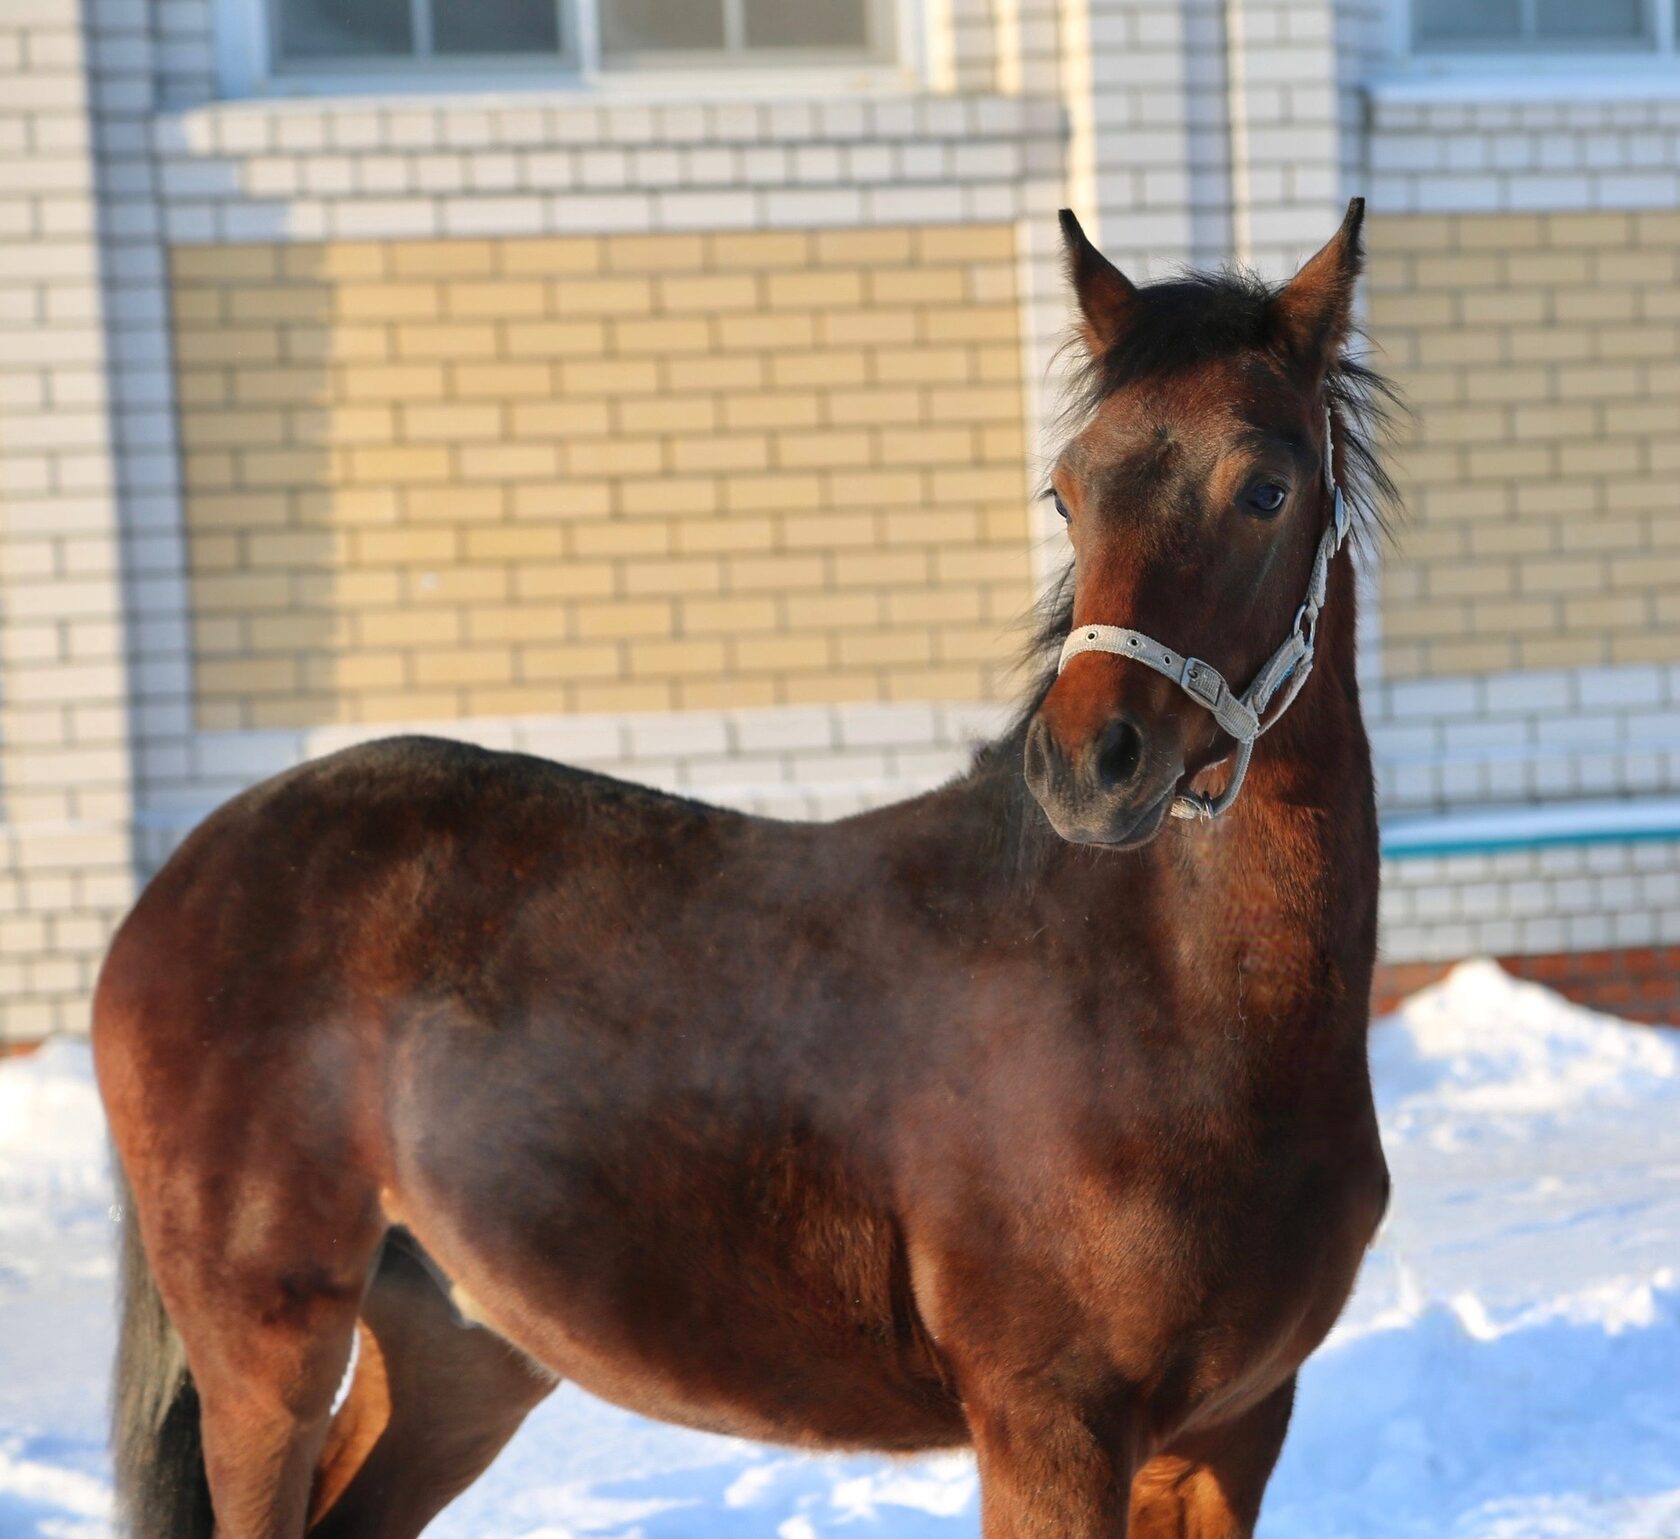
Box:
[1269,197,1365,375]
[1059,208,1137,355]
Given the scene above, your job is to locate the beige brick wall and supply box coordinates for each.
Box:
[1369,212,1680,679]
[170,226,1035,728]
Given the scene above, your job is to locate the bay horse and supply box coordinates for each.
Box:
[94,199,1395,1539]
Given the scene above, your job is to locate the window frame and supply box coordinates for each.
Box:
[220,0,914,98]
[1393,0,1680,67]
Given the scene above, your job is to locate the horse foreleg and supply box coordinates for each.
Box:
[124,1152,383,1539]
[1128,1379,1296,1539]
[154,1233,376,1539]
[307,1239,556,1539]
[968,1387,1137,1539]
[189,1315,361,1539]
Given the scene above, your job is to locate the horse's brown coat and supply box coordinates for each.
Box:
[95,202,1392,1539]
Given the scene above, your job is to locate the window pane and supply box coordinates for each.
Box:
[1413,0,1520,44]
[743,0,870,49]
[433,0,561,53]
[277,0,414,58]
[1536,0,1645,40]
[601,0,725,54]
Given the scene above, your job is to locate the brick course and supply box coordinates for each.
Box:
[1369,210,1680,681]
[171,226,1036,727]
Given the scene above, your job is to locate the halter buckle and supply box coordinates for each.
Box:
[1179,657,1225,713]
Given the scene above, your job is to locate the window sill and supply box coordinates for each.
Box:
[154,86,1062,166]
[236,62,928,104]
[1367,62,1680,106]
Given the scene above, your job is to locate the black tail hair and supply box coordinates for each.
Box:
[111,1156,214,1539]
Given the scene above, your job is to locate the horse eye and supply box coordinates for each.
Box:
[1245,482,1287,516]
[1052,492,1070,521]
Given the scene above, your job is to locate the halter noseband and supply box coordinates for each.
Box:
[1055,408,1352,823]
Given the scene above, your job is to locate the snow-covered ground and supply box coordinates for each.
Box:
[2,959,1678,1539]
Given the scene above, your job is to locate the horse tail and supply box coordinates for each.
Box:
[111,1158,214,1539]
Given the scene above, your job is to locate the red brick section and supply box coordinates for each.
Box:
[1373,947,1680,1025]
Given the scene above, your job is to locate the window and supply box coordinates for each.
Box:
[1412,0,1661,51]
[277,0,565,64]
[269,0,891,72]
[602,0,875,62]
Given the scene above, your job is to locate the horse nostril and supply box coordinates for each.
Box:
[1025,720,1053,788]
[1093,718,1143,790]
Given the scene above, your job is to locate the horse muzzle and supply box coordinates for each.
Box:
[1022,712,1183,848]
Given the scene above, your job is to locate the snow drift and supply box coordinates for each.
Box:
[1,959,1676,1539]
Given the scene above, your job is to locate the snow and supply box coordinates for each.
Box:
[2,959,1677,1539]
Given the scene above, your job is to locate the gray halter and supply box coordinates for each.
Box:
[1055,409,1351,823]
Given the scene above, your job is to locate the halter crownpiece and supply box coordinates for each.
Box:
[1055,406,1352,823]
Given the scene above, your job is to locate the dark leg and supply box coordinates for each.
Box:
[1128,1378,1296,1539]
[308,1240,556,1539]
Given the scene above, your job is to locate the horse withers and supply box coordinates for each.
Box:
[94,200,1394,1539]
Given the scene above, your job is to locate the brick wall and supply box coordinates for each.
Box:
[1380,837,1680,960]
[1368,210,1680,681]
[0,0,139,1040]
[1368,662,1680,810]
[8,0,1680,1045]
[170,225,1036,728]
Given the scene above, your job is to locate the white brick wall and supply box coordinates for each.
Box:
[1227,0,1345,275]
[1366,85,1680,215]
[1049,0,1359,289]
[1381,838,1680,961]
[0,0,139,1040]
[141,93,1066,244]
[1368,663,1680,811]
[1066,0,1241,278]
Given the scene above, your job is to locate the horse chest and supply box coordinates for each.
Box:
[1096,1110,1388,1425]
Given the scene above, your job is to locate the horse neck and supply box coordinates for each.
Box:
[1180,562,1375,1030]
[1051,561,1377,1049]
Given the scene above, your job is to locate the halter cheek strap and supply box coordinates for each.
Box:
[1055,407,1352,823]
